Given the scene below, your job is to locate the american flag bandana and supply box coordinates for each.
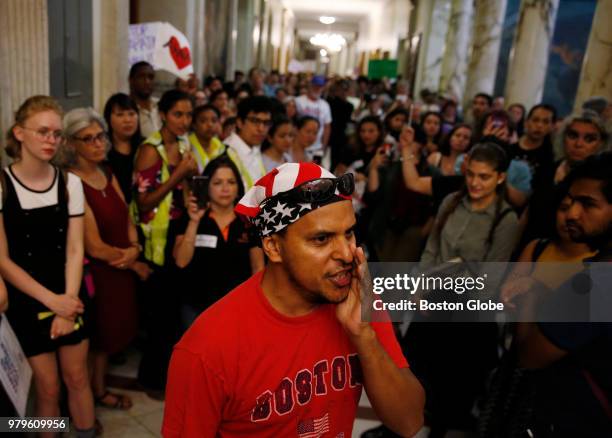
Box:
[235,162,349,237]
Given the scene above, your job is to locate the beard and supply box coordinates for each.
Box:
[567,219,612,251]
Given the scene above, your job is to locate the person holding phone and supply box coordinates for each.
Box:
[173,156,264,329]
[163,162,424,437]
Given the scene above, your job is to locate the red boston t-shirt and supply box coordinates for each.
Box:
[162,270,408,437]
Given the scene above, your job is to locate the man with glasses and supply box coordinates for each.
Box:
[224,96,273,189]
[162,162,425,437]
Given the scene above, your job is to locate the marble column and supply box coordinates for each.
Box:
[0,0,49,162]
[92,0,130,112]
[226,0,239,81]
[439,0,473,102]
[415,0,451,93]
[573,0,612,112]
[505,0,559,110]
[463,0,507,109]
[235,0,256,74]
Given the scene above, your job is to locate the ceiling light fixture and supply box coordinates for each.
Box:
[319,16,336,25]
[310,33,346,53]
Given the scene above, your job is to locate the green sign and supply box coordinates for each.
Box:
[368,60,398,79]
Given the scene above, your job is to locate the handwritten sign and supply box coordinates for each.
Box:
[0,315,31,417]
[128,22,194,79]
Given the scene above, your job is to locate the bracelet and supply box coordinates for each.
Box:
[400,154,415,162]
[130,242,143,252]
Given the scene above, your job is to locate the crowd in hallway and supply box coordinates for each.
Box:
[0,60,611,438]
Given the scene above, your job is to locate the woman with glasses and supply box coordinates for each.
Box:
[0,96,95,436]
[63,107,150,413]
[173,156,264,329]
[131,89,196,393]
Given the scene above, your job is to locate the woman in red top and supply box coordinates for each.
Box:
[63,108,151,410]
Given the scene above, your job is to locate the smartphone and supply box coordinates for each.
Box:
[491,116,504,129]
[190,176,209,209]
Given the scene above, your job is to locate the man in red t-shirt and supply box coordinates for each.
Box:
[162,163,425,437]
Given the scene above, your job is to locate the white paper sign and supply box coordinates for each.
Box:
[195,234,218,249]
[0,315,32,417]
[129,22,194,79]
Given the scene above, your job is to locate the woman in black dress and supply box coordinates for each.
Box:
[103,93,142,203]
[0,95,95,436]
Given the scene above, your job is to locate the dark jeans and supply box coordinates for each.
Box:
[137,264,181,391]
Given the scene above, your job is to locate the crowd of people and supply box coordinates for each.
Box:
[0,60,610,437]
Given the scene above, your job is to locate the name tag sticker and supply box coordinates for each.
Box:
[195,234,218,248]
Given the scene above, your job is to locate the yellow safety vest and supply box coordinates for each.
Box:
[189,133,227,173]
[130,131,190,266]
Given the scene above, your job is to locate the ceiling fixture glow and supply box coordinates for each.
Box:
[309,33,346,52]
[320,49,327,57]
[319,16,336,25]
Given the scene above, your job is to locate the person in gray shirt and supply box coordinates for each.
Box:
[401,143,520,438]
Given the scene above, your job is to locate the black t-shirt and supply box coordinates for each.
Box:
[431,174,464,210]
[327,97,354,149]
[106,147,136,203]
[175,211,256,309]
[507,140,555,192]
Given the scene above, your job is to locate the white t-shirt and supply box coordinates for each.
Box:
[295,95,332,150]
[0,166,84,216]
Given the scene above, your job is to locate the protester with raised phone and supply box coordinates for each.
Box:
[172,156,264,329]
[163,162,424,437]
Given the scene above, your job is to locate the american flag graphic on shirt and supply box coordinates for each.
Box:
[297,413,330,438]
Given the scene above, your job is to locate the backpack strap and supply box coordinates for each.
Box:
[531,238,550,262]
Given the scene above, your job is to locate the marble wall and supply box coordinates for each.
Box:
[439,0,473,102]
[417,0,451,93]
[573,0,612,112]
[505,0,559,110]
[0,0,50,161]
[463,0,507,108]
[92,0,130,112]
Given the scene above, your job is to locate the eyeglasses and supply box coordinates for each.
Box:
[246,116,273,128]
[73,132,108,145]
[273,173,355,204]
[22,127,64,143]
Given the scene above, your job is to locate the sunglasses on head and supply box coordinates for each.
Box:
[271,173,355,205]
